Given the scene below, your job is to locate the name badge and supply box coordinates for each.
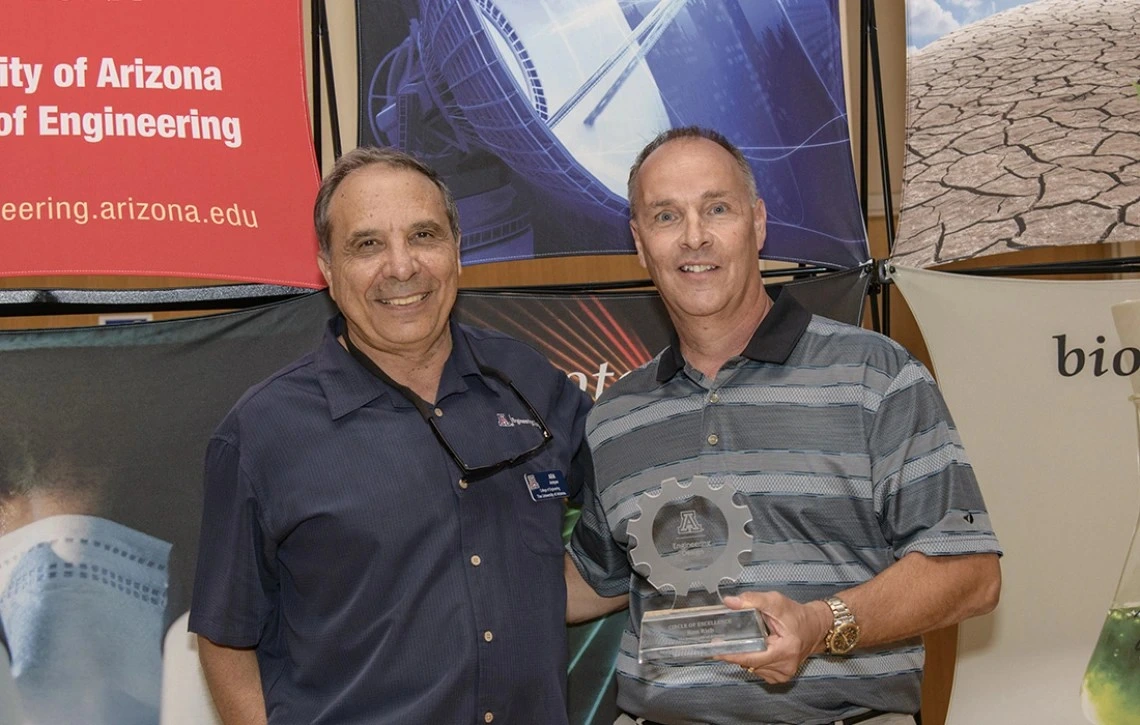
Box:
[525,470,569,501]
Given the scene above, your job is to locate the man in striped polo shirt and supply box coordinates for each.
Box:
[565,127,1002,725]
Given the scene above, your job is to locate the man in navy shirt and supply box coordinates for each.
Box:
[189,147,591,724]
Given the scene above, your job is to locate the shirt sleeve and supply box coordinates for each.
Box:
[557,376,593,504]
[869,358,1003,559]
[567,442,632,598]
[187,433,277,646]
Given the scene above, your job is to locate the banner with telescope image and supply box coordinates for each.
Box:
[356,0,869,269]
[0,0,321,286]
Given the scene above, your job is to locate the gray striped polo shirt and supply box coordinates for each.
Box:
[568,292,1001,725]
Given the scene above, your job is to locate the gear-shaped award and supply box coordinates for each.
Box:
[627,475,752,596]
[627,475,767,664]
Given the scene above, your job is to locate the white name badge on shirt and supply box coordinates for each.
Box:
[524,470,569,501]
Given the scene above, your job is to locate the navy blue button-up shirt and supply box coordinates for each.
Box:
[190,317,591,724]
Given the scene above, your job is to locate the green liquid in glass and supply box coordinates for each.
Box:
[1081,606,1140,724]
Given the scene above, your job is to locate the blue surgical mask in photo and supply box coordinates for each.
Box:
[0,514,172,725]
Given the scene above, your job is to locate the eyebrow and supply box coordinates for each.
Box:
[344,228,379,246]
[344,227,380,247]
[701,190,733,200]
[342,219,448,245]
[645,190,734,209]
[409,219,447,236]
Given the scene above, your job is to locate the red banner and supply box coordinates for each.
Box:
[0,0,322,286]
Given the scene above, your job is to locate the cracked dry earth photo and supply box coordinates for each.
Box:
[894,0,1140,267]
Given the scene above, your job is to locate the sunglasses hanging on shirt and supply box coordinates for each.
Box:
[343,331,552,481]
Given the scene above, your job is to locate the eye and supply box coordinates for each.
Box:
[709,203,727,215]
[350,237,383,254]
[655,210,677,223]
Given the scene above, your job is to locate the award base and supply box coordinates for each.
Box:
[638,604,768,664]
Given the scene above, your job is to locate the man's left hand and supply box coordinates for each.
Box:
[714,592,832,684]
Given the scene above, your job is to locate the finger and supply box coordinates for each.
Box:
[716,653,763,667]
[757,609,787,637]
[740,663,794,685]
[722,595,746,609]
[758,669,794,685]
[716,645,783,668]
[723,592,772,610]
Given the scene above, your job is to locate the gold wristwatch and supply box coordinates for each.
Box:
[823,596,860,655]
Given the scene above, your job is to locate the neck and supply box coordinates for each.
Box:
[675,290,773,379]
[342,327,452,403]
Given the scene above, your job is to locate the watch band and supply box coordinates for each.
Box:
[824,596,860,655]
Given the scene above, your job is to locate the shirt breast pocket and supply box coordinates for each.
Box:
[510,468,569,557]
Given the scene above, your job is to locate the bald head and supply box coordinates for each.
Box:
[627,126,757,217]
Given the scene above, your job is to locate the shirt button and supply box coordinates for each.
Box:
[434,407,443,417]
[484,713,494,723]
[483,630,494,642]
[458,479,468,490]
[707,433,719,446]
[709,392,720,403]
[470,555,482,566]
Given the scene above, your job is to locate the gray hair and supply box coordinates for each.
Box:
[313,146,460,257]
[627,126,758,216]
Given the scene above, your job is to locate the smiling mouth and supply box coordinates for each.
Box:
[379,292,430,307]
[680,264,718,273]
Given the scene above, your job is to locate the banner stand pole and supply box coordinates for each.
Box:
[858,0,896,337]
[858,0,870,222]
[318,0,342,161]
[310,0,322,169]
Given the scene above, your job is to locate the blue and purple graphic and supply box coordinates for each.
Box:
[358,0,869,269]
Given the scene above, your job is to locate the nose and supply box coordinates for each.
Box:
[681,213,709,250]
[383,239,419,281]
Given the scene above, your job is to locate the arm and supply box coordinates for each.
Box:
[718,550,1000,683]
[720,357,1002,683]
[564,431,629,623]
[189,435,277,720]
[197,637,267,725]
[565,553,628,623]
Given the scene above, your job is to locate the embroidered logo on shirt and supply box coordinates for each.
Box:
[496,413,541,429]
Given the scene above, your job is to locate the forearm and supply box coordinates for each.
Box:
[718,551,1001,682]
[565,553,628,624]
[197,636,268,725]
[836,551,1001,649]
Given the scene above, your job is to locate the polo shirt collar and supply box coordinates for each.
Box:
[317,316,480,420]
[655,287,812,383]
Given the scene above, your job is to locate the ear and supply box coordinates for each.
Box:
[630,219,648,269]
[455,234,463,276]
[752,198,767,256]
[317,253,336,299]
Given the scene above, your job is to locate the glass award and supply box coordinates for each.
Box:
[627,475,767,664]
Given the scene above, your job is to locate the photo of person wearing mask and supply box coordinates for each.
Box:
[0,416,172,725]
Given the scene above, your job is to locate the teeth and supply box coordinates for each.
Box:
[681,264,716,273]
[381,292,429,306]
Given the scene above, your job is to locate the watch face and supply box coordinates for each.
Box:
[831,623,860,654]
